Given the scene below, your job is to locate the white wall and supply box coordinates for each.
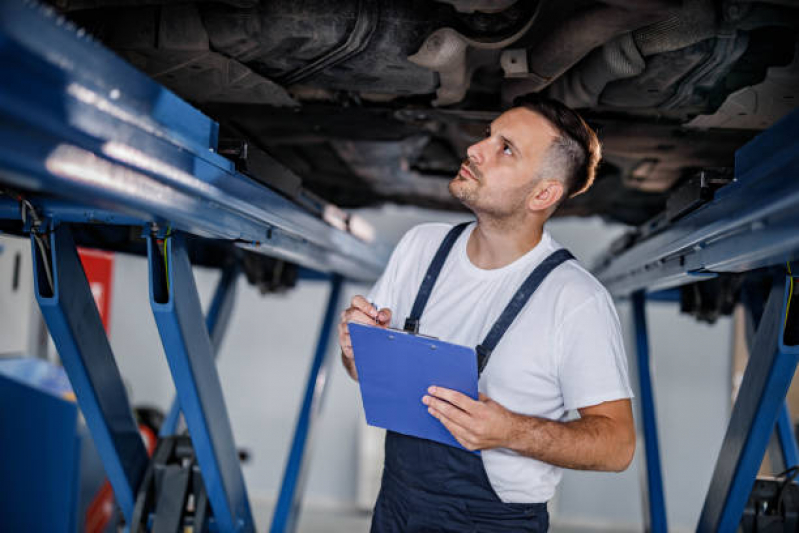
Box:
[95,207,733,531]
[0,234,45,358]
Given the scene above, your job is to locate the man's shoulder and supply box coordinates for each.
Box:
[544,250,614,316]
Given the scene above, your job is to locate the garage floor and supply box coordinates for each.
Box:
[253,503,636,532]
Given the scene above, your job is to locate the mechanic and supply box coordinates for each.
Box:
[338,94,636,533]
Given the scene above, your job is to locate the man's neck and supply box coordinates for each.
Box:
[467,215,545,270]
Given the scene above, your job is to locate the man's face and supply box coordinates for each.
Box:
[449,107,558,219]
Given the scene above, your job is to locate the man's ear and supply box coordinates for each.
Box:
[527,179,565,212]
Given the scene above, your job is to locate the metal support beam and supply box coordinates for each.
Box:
[0,0,389,282]
[271,275,344,533]
[698,276,799,532]
[742,283,799,475]
[161,263,239,437]
[595,108,799,297]
[32,224,148,521]
[776,401,799,471]
[148,233,254,532]
[631,291,668,533]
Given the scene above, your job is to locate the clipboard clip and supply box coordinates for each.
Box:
[396,321,438,341]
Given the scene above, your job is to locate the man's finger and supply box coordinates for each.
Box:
[431,408,477,450]
[376,307,392,325]
[351,295,378,318]
[428,386,478,413]
[345,308,377,326]
[424,395,472,426]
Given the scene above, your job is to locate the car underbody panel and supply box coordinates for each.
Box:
[52,0,799,225]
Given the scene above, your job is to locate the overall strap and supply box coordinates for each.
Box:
[476,248,575,375]
[404,222,471,334]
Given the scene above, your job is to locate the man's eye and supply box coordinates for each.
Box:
[484,127,491,138]
[503,143,513,156]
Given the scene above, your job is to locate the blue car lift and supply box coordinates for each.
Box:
[595,106,799,532]
[0,1,389,531]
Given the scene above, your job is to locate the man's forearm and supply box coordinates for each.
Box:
[505,413,635,472]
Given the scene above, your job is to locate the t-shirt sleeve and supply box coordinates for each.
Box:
[557,291,634,411]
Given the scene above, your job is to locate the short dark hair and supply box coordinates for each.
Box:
[513,94,601,200]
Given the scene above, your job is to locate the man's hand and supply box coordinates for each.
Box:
[425,387,636,471]
[423,386,516,451]
[338,295,392,381]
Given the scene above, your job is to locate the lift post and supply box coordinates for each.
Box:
[161,262,240,437]
[31,224,149,522]
[271,275,344,533]
[698,275,799,531]
[148,232,255,532]
[776,402,799,471]
[632,291,668,533]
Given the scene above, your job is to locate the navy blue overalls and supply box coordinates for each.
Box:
[371,222,575,533]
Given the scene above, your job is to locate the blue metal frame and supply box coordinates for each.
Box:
[161,262,240,437]
[271,275,344,533]
[698,276,799,532]
[0,0,389,281]
[148,232,254,532]
[744,284,799,475]
[776,401,799,471]
[31,224,148,522]
[595,108,799,297]
[631,291,668,533]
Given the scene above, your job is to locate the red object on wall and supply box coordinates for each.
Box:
[77,248,115,332]
[77,248,117,532]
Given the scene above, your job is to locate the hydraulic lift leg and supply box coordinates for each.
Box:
[698,275,799,532]
[271,275,344,533]
[161,262,240,437]
[776,401,799,470]
[632,290,668,533]
[148,233,254,532]
[31,224,148,522]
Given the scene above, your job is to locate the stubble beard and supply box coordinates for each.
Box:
[449,175,479,208]
[450,158,482,209]
[450,174,532,227]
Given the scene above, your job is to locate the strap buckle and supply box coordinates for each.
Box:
[476,344,492,373]
[404,318,420,334]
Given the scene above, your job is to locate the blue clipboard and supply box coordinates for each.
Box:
[348,322,478,452]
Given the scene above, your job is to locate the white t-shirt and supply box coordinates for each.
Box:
[368,222,633,504]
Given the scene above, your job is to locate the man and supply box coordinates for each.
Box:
[338,94,635,532]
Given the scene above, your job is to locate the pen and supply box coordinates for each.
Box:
[370,302,379,325]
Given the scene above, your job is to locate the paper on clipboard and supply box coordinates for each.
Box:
[348,322,479,452]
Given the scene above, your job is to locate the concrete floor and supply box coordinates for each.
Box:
[254,503,636,532]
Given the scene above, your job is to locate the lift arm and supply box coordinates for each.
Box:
[595,108,799,297]
[0,0,389,281]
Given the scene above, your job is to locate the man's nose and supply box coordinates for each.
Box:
[466,138,487,165]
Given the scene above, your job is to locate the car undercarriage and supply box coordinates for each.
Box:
[50,0,799,226]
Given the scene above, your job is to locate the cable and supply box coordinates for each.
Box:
[15,196,54,294]
[33,233,54,294]
[162,227,172,293]
[776,465,799,515]
[787,262,794,329]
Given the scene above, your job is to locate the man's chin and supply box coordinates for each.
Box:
[448,179,477,207]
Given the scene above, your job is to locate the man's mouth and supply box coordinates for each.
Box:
[459,164,477,181]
